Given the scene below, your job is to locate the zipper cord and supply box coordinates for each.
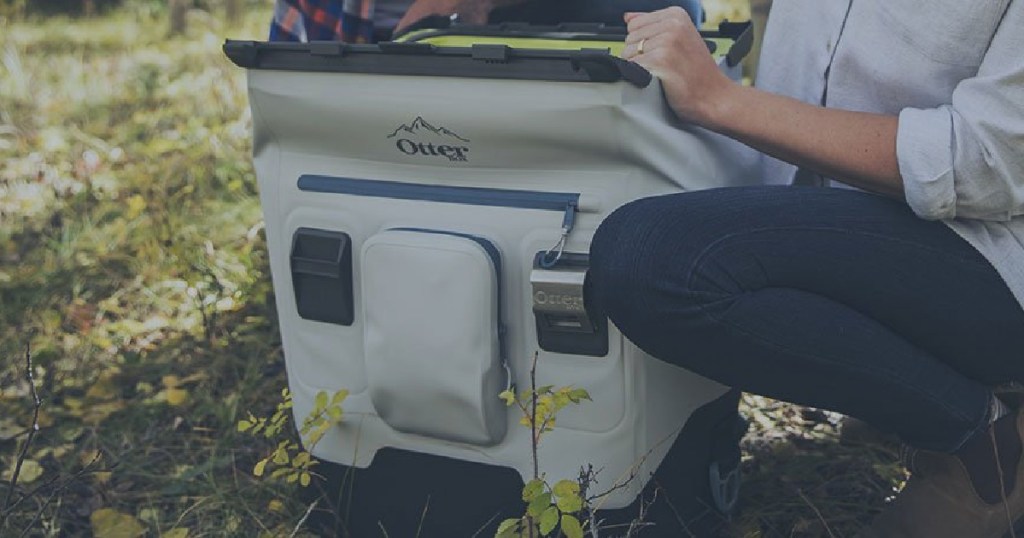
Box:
[541,200,578,268]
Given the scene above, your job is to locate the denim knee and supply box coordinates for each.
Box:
[588,198,673,329]
[588,192,750,332]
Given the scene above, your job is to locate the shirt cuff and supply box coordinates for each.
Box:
[897,107,957,220]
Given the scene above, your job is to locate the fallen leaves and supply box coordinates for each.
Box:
[89,508,146,538]
[86,379,120,401]
[3,458,44,484]
[152,373,205,407]
[82,401,128,426]
[0,7,289,538]
[0,417,25,441]
[164,388,189,406]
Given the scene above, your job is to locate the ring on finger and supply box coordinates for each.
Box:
[637,38,646,55]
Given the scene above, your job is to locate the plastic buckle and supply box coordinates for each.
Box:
[471,44,511,63]
[309,42,345,57]
[503,362,514,394]
[709,460,741,515]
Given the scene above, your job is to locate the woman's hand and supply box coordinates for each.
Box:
[623,8,903,198]
[622,7,736,127]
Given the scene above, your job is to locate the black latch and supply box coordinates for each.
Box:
[290,228,354,326]
[471,44,511,62]
[572,52,652,88]
[720,21,753,67]
[309,42,345,57]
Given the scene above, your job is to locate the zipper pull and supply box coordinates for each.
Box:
[561,199,578,234]
[541,199,578,268]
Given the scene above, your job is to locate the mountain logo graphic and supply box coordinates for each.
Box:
[388,116,470,142]
[388,117,471,163]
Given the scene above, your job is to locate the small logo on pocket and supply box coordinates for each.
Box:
[388,117,471,162]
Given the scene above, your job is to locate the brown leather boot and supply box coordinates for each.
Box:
[857,409,1024,538]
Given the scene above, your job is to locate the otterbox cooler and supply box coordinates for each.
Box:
[226,21,756,537]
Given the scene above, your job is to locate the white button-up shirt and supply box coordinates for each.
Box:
[755,0,1024,310]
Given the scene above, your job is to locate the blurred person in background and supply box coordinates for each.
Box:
[745,0,770,79]
[268,0,704,43]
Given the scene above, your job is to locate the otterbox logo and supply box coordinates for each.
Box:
[534,290,585,312]
[388,117,471,163]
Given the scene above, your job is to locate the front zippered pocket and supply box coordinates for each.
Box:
[361,228,508,445]
[297,175,581,266]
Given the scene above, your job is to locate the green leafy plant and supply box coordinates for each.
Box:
[496,353,591,538]
[238,387,348,487]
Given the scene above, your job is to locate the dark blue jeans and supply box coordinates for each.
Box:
[587,186,1024,452]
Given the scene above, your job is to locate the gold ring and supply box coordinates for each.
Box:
[637,38,646,55]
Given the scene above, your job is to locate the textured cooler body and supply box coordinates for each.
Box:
[231,23,758,510]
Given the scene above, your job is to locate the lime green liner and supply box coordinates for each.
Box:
[407,34,734,61]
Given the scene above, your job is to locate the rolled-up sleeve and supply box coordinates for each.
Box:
[897,3,1024,222]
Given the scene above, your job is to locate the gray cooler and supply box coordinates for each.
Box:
[226,21,757,536]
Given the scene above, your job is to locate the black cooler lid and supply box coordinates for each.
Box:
[223,20,752,89]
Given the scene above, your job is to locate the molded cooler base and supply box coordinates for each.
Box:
[303,390,745,537]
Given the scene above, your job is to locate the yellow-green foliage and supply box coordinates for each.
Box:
[497,357,591,538]
[238,388,348,488]
[500,385,591,441]
[497,478,586,538]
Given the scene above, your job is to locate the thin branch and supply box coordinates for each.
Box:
[469,511,502,538]
[528,352,539,538]
[529,351,539,480]
[624,488,658,538]
[414,495,430,538]
[288,500,318,538]
[797,489,838,538]
[2,344,42,515]
[14,453,101,538]
[588,422,688,511]
[0,474,60,519]
[577,465,601,538]
[586,461,643,507]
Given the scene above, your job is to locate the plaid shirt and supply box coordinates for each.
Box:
[270,0,377,43]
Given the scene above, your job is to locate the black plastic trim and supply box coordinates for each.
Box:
[224,21,750,90]
[721,21,754,68]
[224,38,652,87]
[471,43,512,62]
[397,20,750,45]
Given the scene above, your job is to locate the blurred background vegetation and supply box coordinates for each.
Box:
[0,1,903,536]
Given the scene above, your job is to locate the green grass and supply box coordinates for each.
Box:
[0,4,904,537]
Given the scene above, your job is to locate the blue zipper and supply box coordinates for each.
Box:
[297,175,579,237]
